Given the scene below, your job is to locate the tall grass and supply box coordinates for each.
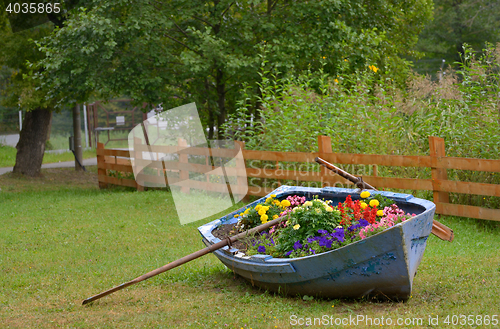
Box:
[223,43,500,210]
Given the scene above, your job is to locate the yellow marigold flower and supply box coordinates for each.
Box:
[273,214,279,220]
[244,209,250,214]
[265,197,272,203]
[260,214,268,223]
[273,200,280,206]
[234,214,239,218]
[280,200,291,207]
[360,202,368,209]
[360,191,370,198]
[263,206,270,211]
[255,204,262,211]
[293,224,300,230]
[271,194,276,198]
[369,199,380,208]
[377,210,384,217]
[258,209,267,216]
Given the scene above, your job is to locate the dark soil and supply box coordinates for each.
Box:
[212,223,251,253]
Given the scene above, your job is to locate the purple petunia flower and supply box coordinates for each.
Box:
[257,245,266,253]
[319,236,333,248]
[318,229,328,235]
[285,250,293,256]
[330,227,345,243]
[293,241,303,250]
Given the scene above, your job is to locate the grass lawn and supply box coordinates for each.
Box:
[0,168,499,328]
[0,145,96,168]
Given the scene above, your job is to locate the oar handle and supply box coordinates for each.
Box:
[315,157,376,190]
[82,214,287,305]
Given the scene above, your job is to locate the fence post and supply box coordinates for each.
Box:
[178,138,190,194]
[318,135,333,187]
[134,137,145,191]
[429,136,449,207]
[97,142,108,189]
[235,141,247,197]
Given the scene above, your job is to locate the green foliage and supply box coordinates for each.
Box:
[227,43,500,160]
[414,0,500,73]
[37,0,432,135]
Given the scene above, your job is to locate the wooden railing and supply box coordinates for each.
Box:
[96,136,500,222]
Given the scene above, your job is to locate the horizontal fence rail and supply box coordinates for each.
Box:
[96,136,500,222]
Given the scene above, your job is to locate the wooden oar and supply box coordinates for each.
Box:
[82,214,286,305]
[315,157,454,242]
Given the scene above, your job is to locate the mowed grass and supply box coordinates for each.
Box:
[0,145,96,168]
[0,168,499,328]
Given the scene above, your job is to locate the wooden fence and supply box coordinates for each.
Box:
[96,136,500,222]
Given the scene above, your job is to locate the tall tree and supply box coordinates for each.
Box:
[37,0,432,138]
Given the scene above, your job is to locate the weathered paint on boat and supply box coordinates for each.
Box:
[198,186,436,300]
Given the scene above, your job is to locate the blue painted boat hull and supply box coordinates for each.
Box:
[198,186,436,300]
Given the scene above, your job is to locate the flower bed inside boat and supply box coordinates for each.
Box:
[215,191,416,258]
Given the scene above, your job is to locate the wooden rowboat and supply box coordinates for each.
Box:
[198,185,436,300]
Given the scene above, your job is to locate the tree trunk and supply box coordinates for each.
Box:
[13,108,53,177]
[73,104,83,171]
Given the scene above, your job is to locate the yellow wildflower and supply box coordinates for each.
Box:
[360,191,370,198]
[334,78,339,83]
[255,204,262,211]
[293,224,300,230]
[360,202,368,209]
[280,199,291,207]
[377,210,384,217]
[260,214,269,223]
[369,199,380,208]
[258,209,267,216]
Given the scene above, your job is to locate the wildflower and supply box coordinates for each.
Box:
[293,241,303,250]
[334,78,339,83]
[258,209,267,216]
[261,214,269,223]
[257,245,266,253]
[360,191,370,198]
[234,214,239,218]
[265,197,272,203]
[244,209,250,214]
[293,224,300,230]
[255,204,262,211]
[273,214,279,220]
[271,194,276,197]
[360,202,368,209]
[377,210,384,217]
[280,199,291,207]
[369,199,380,208]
